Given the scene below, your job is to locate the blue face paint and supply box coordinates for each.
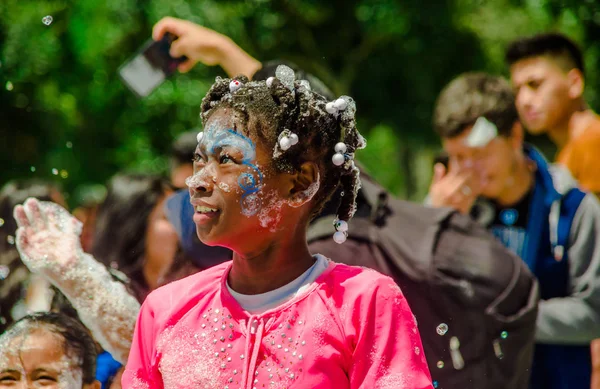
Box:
[198,123,264,216]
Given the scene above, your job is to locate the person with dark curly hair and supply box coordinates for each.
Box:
[116,66,432,388]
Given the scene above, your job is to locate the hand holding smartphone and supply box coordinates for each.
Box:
[119,32,188,98]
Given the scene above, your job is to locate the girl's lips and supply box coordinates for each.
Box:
[193,210,220,225]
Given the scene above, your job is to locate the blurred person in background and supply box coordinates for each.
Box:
[0,179,65,333]
[427,72,600,389]
[72,184,107,253]
[12,173,180,387]
[507,33,600,197]
[91,173,180,303]
[506,35,600,388]
[0,312,100,389]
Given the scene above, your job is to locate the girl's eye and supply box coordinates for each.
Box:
[36,376,58,386]
[193,153,205,163]
[220,154,233,164]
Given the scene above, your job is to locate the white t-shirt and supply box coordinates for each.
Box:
[226,255,329,314]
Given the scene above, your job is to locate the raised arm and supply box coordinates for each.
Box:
[152,16,262,78]
[13,198,140,363]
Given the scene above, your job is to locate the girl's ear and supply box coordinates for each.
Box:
[287,162,320,207]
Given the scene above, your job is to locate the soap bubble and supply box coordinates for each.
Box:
[433,381,439,388]
[7,235,15,245]
[436,323,449,336]
[5,81,13,91]
[0,218,4,227]
[60,169,69,179]
[241,194,261,217]
[52,168,58,175]
[501,331,508,339]
[437,361,444,369]
[42,15,53,25]
[66,141,73,149]
[30,166,36,172]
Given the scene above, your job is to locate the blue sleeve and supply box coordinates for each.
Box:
[96,351,122,389]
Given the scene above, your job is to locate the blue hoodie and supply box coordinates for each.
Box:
[473,145,600,389]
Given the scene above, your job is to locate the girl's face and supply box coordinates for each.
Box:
[0,329,96,389]
[188,108,299,252]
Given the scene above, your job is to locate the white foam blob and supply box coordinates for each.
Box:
[465,117,498,147]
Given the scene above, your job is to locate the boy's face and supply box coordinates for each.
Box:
[510,56,575,134]
[442,124,521,200]
[0,329,92,389]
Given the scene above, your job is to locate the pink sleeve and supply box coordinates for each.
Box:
[349,278,433,389]
[121,299,162,389]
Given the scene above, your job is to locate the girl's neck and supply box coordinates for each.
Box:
[228,231,316,295]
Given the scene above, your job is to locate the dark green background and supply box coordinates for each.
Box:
[2,0,599,206]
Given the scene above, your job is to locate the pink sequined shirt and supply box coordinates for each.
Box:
[122,259,433,389]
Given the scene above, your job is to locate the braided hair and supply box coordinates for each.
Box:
[200,66,366,240]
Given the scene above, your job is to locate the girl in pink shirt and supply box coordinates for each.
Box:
[122,66,433,389]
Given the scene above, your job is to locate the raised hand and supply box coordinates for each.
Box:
[13,198,83,277]
[13,197,140,364]
[428,162,480,215]
[152,16,262,77]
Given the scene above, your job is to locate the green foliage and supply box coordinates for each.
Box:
[1,0,599,205]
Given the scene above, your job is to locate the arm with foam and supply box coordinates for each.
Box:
[13,198,140,363]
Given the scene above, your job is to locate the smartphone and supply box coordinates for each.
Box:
[118,32,187,98]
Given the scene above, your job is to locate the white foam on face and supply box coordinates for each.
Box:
[13,200,140,363]
[57,364,83,389]
[186,173,212,190]
[258,198,285,232]
[0,331,83,389]
[465,117,498,148]
[241,193,262,217]
[218,182,231,193]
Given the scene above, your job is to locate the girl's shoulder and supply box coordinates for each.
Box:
[321,260,404,300]
[143,261,231,313]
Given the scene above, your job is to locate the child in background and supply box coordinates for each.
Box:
[0,312,101,389]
